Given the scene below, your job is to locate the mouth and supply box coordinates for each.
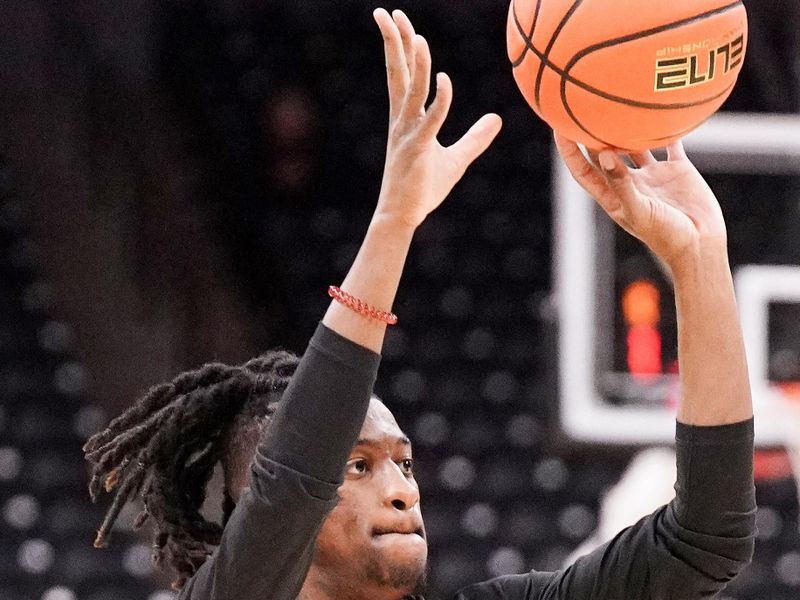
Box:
[372,527,425,539]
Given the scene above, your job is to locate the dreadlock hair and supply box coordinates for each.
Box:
[83,349,300,590]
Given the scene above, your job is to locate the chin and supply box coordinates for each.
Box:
[366,539,428,592]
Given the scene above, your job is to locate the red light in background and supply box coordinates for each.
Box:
[627,325,662,377]
[622,280,662,379]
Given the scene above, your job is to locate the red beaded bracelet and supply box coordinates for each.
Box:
[328,285,398,325]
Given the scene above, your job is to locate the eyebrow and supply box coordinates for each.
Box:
[355,436,411,448]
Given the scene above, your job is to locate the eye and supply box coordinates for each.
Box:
[346,458,368,476]
[399,458,414,474]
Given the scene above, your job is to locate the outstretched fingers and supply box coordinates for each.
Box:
[392,10,416,82]
[447,113,503,175]
[373,8,409,120]
[420,72,453,138]
[401,34,432,120]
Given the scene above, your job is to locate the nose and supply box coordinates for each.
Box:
[380,463,419,511]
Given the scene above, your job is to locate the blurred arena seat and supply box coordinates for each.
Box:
[0,161,174,600]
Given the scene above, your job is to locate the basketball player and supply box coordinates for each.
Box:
[84,9,755,599]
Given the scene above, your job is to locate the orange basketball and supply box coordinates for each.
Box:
[507,0,748,150]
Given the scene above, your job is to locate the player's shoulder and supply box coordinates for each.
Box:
[452,570,557,600]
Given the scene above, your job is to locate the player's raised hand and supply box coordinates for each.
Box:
[554,133,727,268]
[372,8,502,230]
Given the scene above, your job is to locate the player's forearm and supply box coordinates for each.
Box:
[670,242,753,425]
[322,213,416,353]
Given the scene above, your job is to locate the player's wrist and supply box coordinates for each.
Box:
[369,207,423,235]
[668,238,731,285]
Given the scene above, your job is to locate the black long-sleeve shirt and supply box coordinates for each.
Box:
[177,324,756,600]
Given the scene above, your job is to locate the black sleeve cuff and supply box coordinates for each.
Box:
[676,417,754,445]
[673,417,755,537]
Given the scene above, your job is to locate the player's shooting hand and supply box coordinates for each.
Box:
[372,8,502,230]
[554,133,727,269]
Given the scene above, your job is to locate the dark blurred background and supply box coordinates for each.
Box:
[0,1,798,599]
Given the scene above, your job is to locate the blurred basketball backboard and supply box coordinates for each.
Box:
[554,112,800,447]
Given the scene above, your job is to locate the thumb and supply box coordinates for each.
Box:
[448,113,502,174]
[598,150,659,237]
[598,150,629,184]
[598,150,639,212]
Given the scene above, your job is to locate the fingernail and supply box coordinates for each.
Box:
[599,151,615,171]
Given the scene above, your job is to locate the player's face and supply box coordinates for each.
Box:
[312,397,427,595]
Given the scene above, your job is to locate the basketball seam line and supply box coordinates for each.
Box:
[511,0,543,68]
[533,0,586,112]
[512,0,743,110]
